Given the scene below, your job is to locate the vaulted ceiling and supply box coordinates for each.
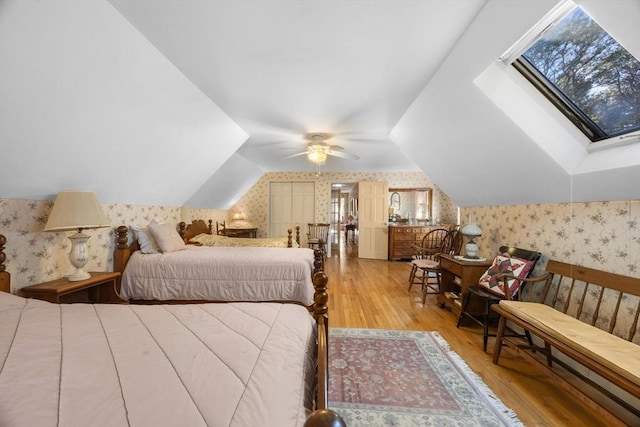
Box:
[1,0,638,208]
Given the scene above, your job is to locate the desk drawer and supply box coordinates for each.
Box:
[393,233,415,241]
[440,257,463,276]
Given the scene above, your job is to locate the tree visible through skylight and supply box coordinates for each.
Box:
[516,6,640,142]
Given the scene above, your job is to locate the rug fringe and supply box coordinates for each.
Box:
[430,331,526,427]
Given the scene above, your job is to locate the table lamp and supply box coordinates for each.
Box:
[461,221,482,259]
[44,191,110,281]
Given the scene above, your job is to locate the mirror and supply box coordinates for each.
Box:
[388,188,433,223]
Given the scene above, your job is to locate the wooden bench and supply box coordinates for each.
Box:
[491,259,640,426]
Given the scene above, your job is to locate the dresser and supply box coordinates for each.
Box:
[387,224,454,260]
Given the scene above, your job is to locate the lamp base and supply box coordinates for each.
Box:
[67,269,91,282]
[465,241,479,259]
[67,231,91,282]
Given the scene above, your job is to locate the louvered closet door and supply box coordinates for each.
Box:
[269,182,315,243]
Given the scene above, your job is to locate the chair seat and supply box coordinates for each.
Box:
[411,259,439,269]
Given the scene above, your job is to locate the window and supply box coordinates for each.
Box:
[506,2,640,144]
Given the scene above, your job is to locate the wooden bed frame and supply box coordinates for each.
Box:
[179,219,301,247]
[0,235,8,294]
[0,233,344,427]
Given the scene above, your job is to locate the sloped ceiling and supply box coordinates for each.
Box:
[0,0,638,208]
[0,0,247,206]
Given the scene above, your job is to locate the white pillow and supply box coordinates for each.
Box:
[148,222,186,253]
[131,221,161,254]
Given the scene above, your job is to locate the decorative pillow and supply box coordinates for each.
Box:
[148,222,186,253]
[131,221,161,254]
[477,254,534,298]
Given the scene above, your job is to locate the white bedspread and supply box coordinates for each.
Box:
[121,246,316,305]
[0,292,316,427]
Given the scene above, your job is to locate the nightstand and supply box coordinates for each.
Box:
[20,272,123,303]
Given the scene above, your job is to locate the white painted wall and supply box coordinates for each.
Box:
[391,0,640,206]
[0,0,247,205]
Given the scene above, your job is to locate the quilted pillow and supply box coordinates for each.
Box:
[477,254,534,298]
[148,222,186,253]
[131,221,161,254]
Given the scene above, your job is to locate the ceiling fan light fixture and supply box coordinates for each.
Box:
[308,150,327,164]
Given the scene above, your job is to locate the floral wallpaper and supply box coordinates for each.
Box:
[1,184,638,293]
[227,171,458,238]
[0,198,226,291]
[460,200,639,278]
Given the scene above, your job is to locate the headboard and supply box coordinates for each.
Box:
[179,219,214,242]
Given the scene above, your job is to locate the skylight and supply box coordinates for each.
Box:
[504,2,640,146]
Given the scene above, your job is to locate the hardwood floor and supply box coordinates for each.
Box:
[324,235,612,427]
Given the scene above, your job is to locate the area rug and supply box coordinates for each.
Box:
[328,328,524,427]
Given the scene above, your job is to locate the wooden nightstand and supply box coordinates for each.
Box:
[20,272,123,303]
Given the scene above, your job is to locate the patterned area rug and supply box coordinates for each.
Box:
[328,328,524,427]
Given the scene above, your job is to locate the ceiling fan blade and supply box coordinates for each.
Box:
[282,151,310,160]
[325,149,359,160]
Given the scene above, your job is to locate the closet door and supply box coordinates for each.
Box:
[269,182,315,240]
[292,182,315,232]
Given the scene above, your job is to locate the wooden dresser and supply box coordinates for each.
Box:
[387,224,454,260]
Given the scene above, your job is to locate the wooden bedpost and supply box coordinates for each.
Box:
[296,225,301,246]
[313,244,324,274]
[113,226,131,275]
[178,221,186,240]
[287,229,293,248]
[207,219,214,235]
[0,234,10,293]
[306,271,347,427]
[312,271,329,409]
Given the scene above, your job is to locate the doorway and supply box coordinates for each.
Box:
[330,182,358,249]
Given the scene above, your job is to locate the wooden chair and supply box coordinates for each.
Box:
[407,228,453,302]
[457,245,544,352]
[307,223,330,255]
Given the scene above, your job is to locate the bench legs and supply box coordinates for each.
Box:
[493,315,507,363]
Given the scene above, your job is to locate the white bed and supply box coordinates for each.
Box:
[120,246,316,305]
[180,219,301,248]
[0,292,318,427]
[189,232,299,248]
[0,233,343,427]
[115,225,321,306]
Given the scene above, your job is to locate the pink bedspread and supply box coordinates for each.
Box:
[0,292,317,427]
[121,246,315,305]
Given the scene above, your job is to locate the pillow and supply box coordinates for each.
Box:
[477,254,534,298]
[148,222,187,253]
[131,221,161,254]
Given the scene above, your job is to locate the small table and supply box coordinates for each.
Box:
[436,254,492,317]
[20,272,123,303]
[222,227,258,238]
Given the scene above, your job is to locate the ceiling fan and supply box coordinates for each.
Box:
[282,133,360,164]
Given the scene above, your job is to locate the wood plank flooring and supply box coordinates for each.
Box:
[324,236,613,427]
